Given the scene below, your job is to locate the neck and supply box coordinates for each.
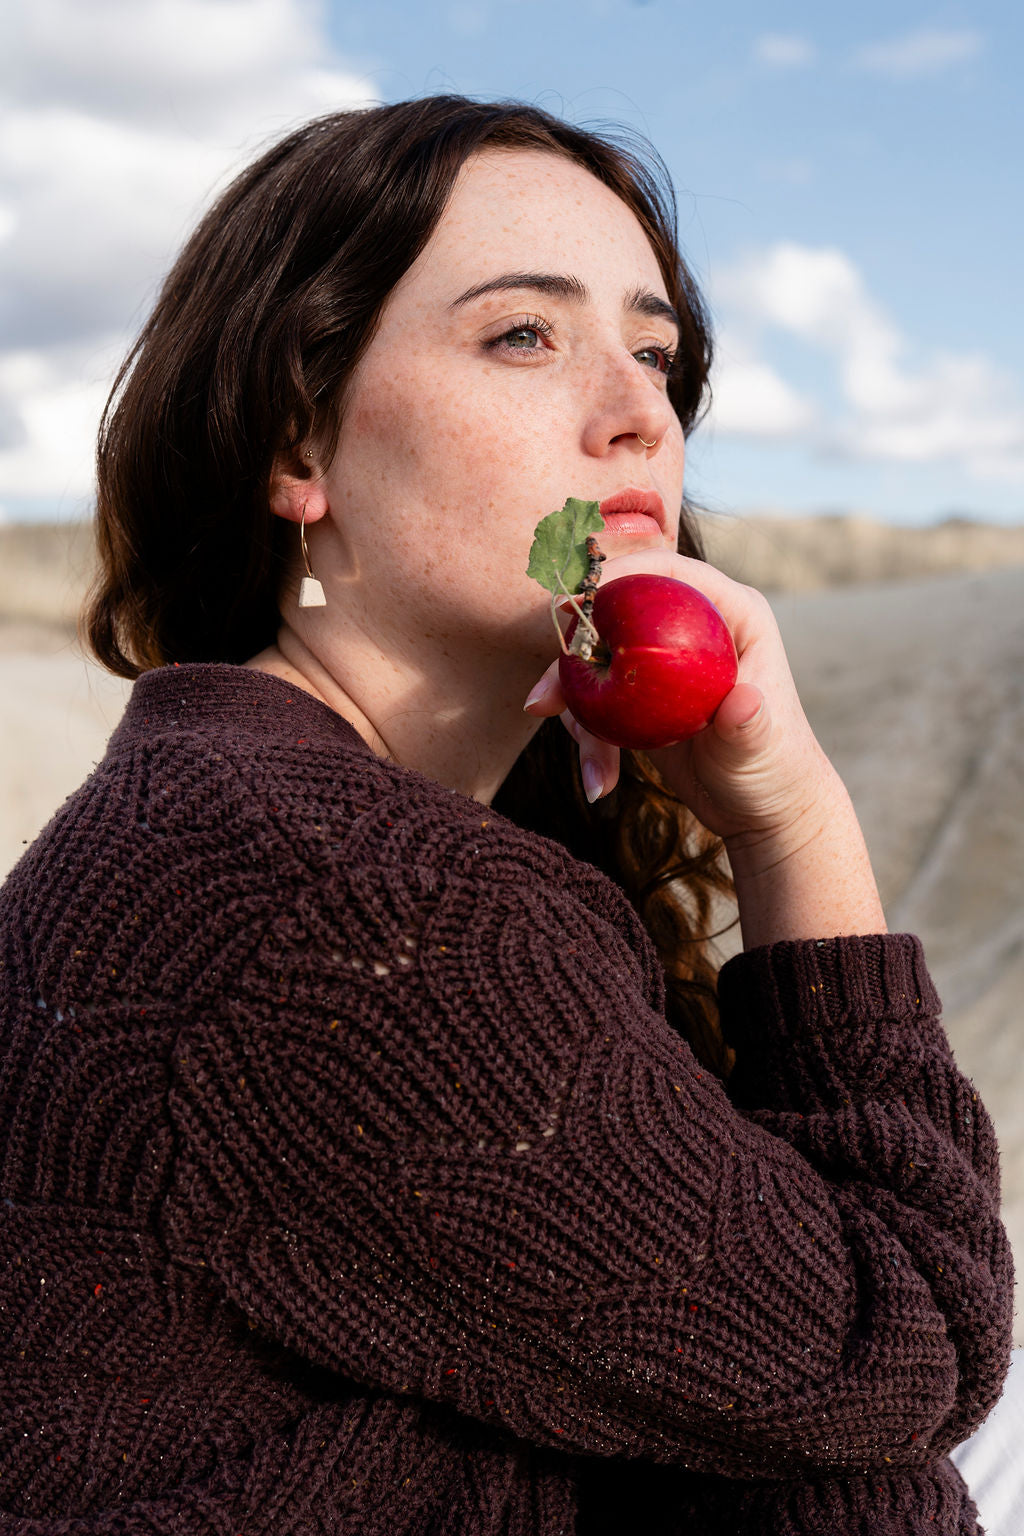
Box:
[246,621,547,805]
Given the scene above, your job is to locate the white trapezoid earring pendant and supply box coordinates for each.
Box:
[297,502,326,608]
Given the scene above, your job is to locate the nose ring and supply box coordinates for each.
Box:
[636,433,658,448]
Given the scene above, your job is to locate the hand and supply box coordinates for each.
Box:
[524,548,887,946]
[524,547,835,844]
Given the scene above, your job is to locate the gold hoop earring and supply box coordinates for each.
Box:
[636,433,658,448]
[297,503,326,608]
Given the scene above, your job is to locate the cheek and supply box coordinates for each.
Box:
[343,366,432,476]
[336,365,542,603]
[344,362,519,502]
[666,425,686,486]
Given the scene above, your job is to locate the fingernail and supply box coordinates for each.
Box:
[737,699,765,730]
[523,680,550,712]
[581,757,604,804]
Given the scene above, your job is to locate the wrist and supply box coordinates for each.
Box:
[724,784,887,950]
[723,801,831,883]
[722,754,848,881]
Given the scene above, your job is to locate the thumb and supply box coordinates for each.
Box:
[710,683,770,753]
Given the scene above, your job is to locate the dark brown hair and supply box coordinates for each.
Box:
[85,95,734,1072]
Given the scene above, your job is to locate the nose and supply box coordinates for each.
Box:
[579,349,677,458]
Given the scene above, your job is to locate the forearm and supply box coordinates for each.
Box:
[725,773,887,950]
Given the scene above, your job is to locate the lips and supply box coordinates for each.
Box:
[598,488,667,538]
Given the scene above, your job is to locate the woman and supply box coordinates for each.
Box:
[0,96,1012,1532]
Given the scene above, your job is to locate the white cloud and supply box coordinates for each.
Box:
[0,346,116,510]
[708,243,1024,483]
[0,0,376,517]
[1,0,368,128]
[753,33,817,69]
[708,342,817,439]
[853,27,985,79]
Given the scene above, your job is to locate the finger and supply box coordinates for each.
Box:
[710,683,771,754]
[594,548,774,655]
[522,669,622,800]
[523,664,565,717]
[560,709,620,802]
[594,545,723,594]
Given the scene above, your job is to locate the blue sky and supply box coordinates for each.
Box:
[1,0,1021,522]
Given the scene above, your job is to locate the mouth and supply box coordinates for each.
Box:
[598,488,667,539]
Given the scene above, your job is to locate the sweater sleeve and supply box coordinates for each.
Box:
[163,831,1013,1490]
[717,934,1011,1451]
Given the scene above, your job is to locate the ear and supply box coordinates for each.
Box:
[268,445,331,526]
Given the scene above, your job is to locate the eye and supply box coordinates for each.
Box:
[504,326,542,350]
[485,315,555,359]
[634,343,678,375]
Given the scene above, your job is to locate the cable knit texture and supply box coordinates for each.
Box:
[0,663,1013,1534]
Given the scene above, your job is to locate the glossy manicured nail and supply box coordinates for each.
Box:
[581,757,604,804]
[523,678,554,712]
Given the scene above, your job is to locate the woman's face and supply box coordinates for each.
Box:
[320,147,687,667]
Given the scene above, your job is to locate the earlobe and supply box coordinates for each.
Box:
[268,449,330,525]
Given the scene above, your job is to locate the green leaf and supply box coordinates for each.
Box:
[526,498,605,596]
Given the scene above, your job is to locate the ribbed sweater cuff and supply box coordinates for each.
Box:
[716,934,942,1112]
[683,1457,978,1535]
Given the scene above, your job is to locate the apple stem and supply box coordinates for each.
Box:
[548,593,573,656]
[571,535,607,661]
[550,575,601,657]
[580,536,606,633]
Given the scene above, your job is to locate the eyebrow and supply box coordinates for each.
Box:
[448,271,681,334]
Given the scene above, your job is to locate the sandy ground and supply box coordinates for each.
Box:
[774,567,1024,1344]
[2,519,1023,1339]
[0,626,133,873]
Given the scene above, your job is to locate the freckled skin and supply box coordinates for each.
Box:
[325,150,682,662]
[263,148,682,800]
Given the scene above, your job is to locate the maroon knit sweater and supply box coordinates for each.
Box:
[0,664,1012,1534]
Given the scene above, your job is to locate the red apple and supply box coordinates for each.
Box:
[559,573,738,750]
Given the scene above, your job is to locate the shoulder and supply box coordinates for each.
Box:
[12,663,656,995]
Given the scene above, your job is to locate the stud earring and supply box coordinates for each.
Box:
[297,502,326,608]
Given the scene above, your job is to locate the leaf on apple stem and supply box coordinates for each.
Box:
[527,498,607,660]
[527,497,604,594]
